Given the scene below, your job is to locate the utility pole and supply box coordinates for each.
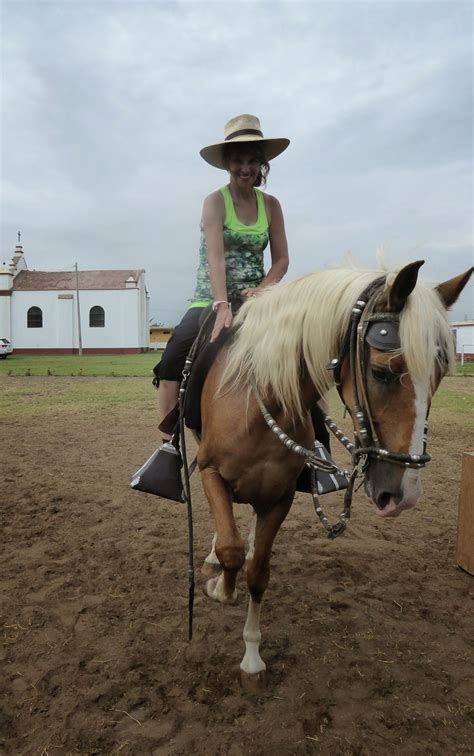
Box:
[74,263,83,356]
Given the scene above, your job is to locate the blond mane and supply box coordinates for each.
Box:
[219,266,455,419]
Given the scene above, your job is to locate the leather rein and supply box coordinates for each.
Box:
[251,277,432,538]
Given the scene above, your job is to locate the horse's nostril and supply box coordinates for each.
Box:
[376,491,393,510]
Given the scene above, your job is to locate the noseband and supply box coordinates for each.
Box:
[329,278,431,471]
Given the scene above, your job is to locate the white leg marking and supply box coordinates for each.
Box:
[246,514,256,562]
[401,382,427,505]
[240,598,266,674]
[206,571,237,603]
[204,532,220,565]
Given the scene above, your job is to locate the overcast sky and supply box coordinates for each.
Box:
[1,0,473,324]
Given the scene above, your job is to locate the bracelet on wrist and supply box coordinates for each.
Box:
[212,300,230,312]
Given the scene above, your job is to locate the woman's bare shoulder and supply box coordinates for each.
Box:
[202,188,225,222]
[262,192,281,207]
[204,188,225,205]
[262,192,283,223]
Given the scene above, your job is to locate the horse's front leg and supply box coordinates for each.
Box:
[200,466,246,604]
[241,497,293,693]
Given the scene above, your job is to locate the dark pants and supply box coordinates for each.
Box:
[155,307,205,384]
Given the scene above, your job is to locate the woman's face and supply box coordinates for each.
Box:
[227,149,261,188]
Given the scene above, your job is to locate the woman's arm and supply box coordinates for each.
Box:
[241,194,289,296]
[202,192,233,342]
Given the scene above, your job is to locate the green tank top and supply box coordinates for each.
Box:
[191,185,269,305]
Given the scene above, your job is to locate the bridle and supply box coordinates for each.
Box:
[328,277,431,471]
[251,276,433,539]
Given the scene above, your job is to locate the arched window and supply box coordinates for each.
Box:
[27,306,43,328]
[89,305,105,328]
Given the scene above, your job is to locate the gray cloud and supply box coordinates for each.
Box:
[1,0,472,323]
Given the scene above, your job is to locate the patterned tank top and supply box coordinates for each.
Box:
[191,185,269,305]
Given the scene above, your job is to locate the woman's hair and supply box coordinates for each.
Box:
[222,142,270,187]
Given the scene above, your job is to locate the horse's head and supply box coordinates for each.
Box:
[339,262,473,518]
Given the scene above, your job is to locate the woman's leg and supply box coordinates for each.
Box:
[157,307,205,442]
[158,379,180,441]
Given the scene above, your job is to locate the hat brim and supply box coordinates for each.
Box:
[200,136,290,169]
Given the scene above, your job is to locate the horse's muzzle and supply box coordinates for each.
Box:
[365,460,422,518]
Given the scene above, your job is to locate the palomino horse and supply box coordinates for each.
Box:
[196,261,472,691]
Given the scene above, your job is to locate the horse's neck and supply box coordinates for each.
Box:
[300,371,323,410]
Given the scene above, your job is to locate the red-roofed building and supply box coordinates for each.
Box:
[0,240,150,353]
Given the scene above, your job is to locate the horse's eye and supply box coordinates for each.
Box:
[371,367,398,385]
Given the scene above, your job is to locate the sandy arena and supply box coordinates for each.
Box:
[1,376,473,755]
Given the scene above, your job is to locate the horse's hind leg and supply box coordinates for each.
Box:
[200,466,246,604]
[241,498,292,693]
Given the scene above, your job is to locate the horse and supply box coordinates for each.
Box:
[194,260,472,691]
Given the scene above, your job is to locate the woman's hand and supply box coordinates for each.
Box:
[210,302,233,343]
[240,287,259,298]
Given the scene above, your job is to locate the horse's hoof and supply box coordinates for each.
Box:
[240,669,266,695]
[200,561,222,581]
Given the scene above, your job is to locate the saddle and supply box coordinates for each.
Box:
[130,298,242,502]
[132,295,349,500]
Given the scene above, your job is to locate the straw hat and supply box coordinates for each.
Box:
[200,114,290,169]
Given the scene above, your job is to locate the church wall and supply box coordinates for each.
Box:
[11,288,147,352]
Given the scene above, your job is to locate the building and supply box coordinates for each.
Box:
[451,321,474,360]
[149,326,174,351]
[0,239,150,354]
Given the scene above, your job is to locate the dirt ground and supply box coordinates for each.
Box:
[1,376,473,755]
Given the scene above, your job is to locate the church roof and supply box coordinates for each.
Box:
[13,269,144,291]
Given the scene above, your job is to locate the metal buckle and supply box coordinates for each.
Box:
[328,520,347,539]
[356,453,368,475]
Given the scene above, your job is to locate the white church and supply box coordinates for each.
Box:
[0,237,150,354]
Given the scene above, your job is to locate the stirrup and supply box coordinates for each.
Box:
[312,442,350,495]
[295,442,350,495]
[130,442,185,503]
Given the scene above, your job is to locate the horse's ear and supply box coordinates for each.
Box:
[387,260,425,312]
[436,267,474,309]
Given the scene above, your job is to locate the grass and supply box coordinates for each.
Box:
[0,375,157,418]
[431,385,473,422]
[1,353,473,378]
[0,372,471,426]
[457,361,474,376]
[0,353,161,377]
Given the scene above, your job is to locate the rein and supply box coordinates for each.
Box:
[250,277,432,538]
[178,306,217,641]
[251,376,361,538]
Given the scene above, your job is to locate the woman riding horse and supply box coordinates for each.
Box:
[156,114,290,442]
